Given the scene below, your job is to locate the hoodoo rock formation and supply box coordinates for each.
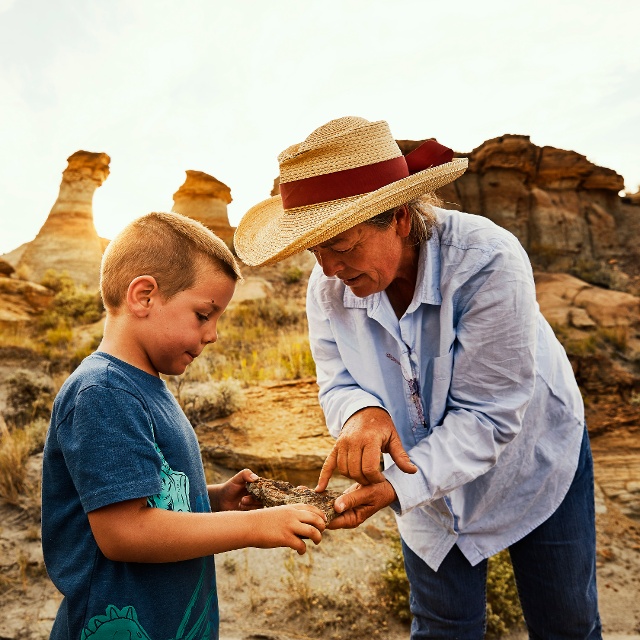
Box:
[398,135,638,274]
[171,170,234,244]
[14,151,111,290]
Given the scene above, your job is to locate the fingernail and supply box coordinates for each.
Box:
[334,500,343,513]
[249,473,258,481]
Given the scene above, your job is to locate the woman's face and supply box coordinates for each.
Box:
[308,208,415,297]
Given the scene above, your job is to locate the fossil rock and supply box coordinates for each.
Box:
[247,476,340,522]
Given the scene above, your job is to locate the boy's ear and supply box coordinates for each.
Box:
[126,275,160,318]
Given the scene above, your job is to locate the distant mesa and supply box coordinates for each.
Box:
[171,170,235,244]
[12,150,111,290]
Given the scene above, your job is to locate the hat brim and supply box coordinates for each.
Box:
[234,158,468,266]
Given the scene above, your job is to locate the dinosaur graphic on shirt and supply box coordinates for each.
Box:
[80,561,218,640]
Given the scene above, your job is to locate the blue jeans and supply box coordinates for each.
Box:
[402,428,602,639]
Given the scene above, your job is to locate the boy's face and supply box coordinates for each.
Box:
[141,265,236,376]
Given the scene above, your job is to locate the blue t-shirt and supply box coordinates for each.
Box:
[42,352,218,640]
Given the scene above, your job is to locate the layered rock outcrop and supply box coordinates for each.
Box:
[171,170,234,244]
[396,135,639,275]
[14,151,110,289]
[0,278,54,328]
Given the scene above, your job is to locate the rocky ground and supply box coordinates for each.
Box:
[1,378,639,639]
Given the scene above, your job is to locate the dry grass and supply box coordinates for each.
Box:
[186,297,316,384]
[0,418,47,507]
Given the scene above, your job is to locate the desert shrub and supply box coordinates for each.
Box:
[283,549,391,640]
[5,369,54,426]
[224,298,304,330]
[44,324,74,349]
[486,550,524,636]
[209,295,313,382]
[0,418,48,506]
[277,334,316,379]
[596,326,628,352]
[283,548,315,611]
[379,534,523,636]
[180,379,245,423]
[283,266,304,284]
[38,269,104,328]
[565,334,598,357]
[379,532,411,622]
[569,259,629,292]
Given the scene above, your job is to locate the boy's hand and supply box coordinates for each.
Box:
[253,504,326,555]
[210,468,262,512]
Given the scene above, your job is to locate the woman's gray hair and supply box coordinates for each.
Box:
[364,193,440,244]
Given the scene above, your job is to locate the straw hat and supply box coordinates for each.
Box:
[234,116,468,266]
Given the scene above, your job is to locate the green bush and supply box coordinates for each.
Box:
[380,534,524,636]
[39,269,104,328]
[379,533,411,622]
[569,259,629,292]
[283,266,304,284]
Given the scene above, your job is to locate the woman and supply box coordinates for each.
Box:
[234,116,601,638]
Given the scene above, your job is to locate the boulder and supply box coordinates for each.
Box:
[0,279,54,328]
[535,272,640,330]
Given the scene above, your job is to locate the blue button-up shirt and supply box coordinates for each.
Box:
[307,207,584,570]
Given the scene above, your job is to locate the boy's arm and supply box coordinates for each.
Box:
[87,497,326,562]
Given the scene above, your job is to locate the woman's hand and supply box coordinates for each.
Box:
[315,407,417,491]
[328,480,397,529]
[209,468,263,512]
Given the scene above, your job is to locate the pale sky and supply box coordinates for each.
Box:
[1,0,639,254]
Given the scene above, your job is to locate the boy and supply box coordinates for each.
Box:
[41,212,326,640]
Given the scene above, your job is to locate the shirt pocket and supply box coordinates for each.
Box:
[427,345,454,430]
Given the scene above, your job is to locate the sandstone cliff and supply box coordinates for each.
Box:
[398,135,639,276]
[13,151,110,290]
[171,170,235,244]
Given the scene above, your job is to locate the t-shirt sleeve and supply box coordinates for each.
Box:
[56,384,163,513]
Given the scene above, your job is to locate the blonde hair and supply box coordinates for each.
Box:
[100,212,242,311]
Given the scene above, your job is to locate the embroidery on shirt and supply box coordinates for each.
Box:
[386,353,426,429]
